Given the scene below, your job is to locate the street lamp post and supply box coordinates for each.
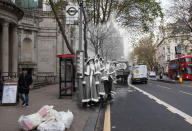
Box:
[79,2,83,50]
[77,1,84,105]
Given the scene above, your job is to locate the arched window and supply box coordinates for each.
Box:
[23,38,32,62]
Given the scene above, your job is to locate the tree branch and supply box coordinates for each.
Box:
[49,0,74,54]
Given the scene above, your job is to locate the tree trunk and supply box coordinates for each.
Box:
[95,46,99,55]
[96,0,100,25]
[82,6,88,60]
[49,0,74,54]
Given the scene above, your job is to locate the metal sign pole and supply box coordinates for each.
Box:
[79,2,83,50]
[78,1,83,105]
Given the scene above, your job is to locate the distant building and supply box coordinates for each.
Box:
[155,20,192,73]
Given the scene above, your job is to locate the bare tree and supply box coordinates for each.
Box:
[134,34,158,71]
[48,0,163,57]
[49,0,74,54]
[88,23,113,54]
[168,0,192,33]
[87,23,123,60]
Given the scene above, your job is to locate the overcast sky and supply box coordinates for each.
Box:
[120,0,174,58]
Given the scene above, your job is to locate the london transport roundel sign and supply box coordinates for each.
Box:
[67,7,78,16]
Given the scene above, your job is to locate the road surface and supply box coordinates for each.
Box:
[106,81,192,131]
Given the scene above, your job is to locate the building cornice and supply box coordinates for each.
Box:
[0,0,24,20]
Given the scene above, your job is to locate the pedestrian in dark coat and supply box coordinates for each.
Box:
[18,68,33,106]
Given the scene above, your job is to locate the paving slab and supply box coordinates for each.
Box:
[0,84,98,131]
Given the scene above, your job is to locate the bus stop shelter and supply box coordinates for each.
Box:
[56,54,76,98]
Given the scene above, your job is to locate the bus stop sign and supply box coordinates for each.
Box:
[67,7,78,16]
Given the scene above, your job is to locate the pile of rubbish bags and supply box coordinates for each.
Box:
[18,105,73,131]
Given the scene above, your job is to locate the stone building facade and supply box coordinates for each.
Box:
[0,0,96,79]
[17,9,80,76]
[0,0,79,77]
[155,31,192,73]
[0,0,23,74]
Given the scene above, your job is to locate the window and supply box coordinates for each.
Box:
[167,56,170,61]
[15,0,42,10]
[186,67,192,75]
[46,5,51,11]
[185,58,192,62]
[45,0,58,11]
[167,46,170,53]
[175,38,177,43]
[23,38,33,62]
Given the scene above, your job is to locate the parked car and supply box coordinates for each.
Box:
[148,71,157,80]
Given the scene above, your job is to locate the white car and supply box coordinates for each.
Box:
[148,71,157,80]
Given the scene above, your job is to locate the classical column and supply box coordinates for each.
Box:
[1,22,9,73]
[12,26,18,73]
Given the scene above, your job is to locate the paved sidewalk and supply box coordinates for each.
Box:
[0,84,98,131]
[156,75,176,83]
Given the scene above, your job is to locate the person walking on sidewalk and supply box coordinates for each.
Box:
[18,68,33,106]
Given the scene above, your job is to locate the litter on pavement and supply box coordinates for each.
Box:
[18,105,73,131]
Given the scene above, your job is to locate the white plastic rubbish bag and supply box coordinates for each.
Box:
[38,105,53,117]
[37,120,65,131]
[58,110,73,129]
[42,108,58,122]
[18,113,42,131]
[18,105,53,131]
[18,105,73,131]
[38,109,73,130]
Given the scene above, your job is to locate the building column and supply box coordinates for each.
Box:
[1,22,9,73]
[12,26,18,73]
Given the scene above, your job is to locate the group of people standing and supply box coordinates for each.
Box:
[81,55,116,107]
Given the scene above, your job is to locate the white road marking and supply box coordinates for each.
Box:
[128,77,192,124]
[182,85,192,88]
[179,90,192,96]
[157,85,171,90]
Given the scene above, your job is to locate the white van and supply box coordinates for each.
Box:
[131,65,148,84]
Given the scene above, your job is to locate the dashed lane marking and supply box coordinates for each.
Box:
[157,85,171,90]
[103,104,111,131]
[179,90,192,96]
[180,85,192,88]
[167,107,176,114]
[128,78,192,126]
[156,100,162,105]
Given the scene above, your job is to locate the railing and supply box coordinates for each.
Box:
[34,72,57,84]
[1,72,58,84]
[1,72,18,79]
